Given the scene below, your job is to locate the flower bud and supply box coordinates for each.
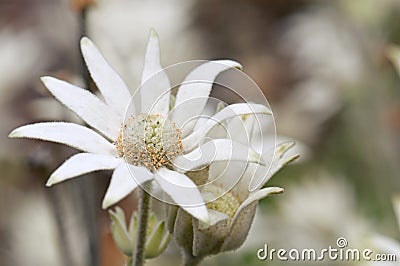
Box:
[169,141,297,261]
[109,207,133,256]
[109,207,170,258]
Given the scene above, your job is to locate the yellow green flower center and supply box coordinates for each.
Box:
[116,113,183,170]
[205,186,241,221]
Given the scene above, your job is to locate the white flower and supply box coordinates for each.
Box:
[170,115,298,259]
[9,30,271,223]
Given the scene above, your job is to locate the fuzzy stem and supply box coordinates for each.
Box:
[133,185,152,266]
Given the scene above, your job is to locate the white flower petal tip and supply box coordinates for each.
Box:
[102,200,112,209]
[149,28,158,38]
[275,141,300,165]
[40,76,55,90]
[45,179,54,187]
[140,28,171,115]
[102,198,116,209]
[172,60,243,127]
[40,76,51,83]
[80,36,131,116]
[8,122,116,155]
[40,76,121,140]
[80,36,91,47]
[8,129,19,138]
[45,175,68,187]
[46,175,62,187]
[277,140,296,155]
[46,153,121,187]
[268,187,284,195]
[216,60,242,70]
[252,152,265,166]
[248,141,298,192]
[238,187,284,214]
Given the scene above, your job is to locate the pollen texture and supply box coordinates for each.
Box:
[116,113,183,170]
[206,186,241,221]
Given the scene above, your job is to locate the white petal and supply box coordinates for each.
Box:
[102,163,154,209]
[247,113,275,155]
[249,141,299,191]
[254,135,309,163]
[173,139,264,172]
[192,101,224,132]
[47,153,122,186]
[9,122,116,155]
[234,164,266,200]
[80,37,132,115]
[238,187,284,215]
[226,114,255,144]
[41,76,121,140]
[140,30,171,115]
[172,60,242,128]
[154,168,209,223]
[207,161,248,201]
[183,103,270,151]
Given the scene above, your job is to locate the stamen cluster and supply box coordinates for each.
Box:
[116,113,183,170]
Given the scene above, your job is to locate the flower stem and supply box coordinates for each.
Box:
[133,185,152,266]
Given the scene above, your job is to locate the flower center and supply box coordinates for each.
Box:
[204,186,241,221]
[115,113,183,170]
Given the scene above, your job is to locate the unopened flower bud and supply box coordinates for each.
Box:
[170,142,297,262]
[109,207,170,259]
[109,207,133,256]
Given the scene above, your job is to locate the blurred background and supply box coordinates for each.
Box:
[1,0,400,265]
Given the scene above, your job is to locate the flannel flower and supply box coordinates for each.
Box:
[9,30,271,222]
[169,115,299,260]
